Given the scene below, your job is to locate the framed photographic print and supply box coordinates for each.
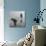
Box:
[9,11,25,27]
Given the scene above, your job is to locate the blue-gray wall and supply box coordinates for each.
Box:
[4,0,40,42]
[40,0,46,27]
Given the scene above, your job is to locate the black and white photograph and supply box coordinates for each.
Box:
[9,11,25,27]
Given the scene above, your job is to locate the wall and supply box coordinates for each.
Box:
[4,0,40,42]
[40,0,46,27]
